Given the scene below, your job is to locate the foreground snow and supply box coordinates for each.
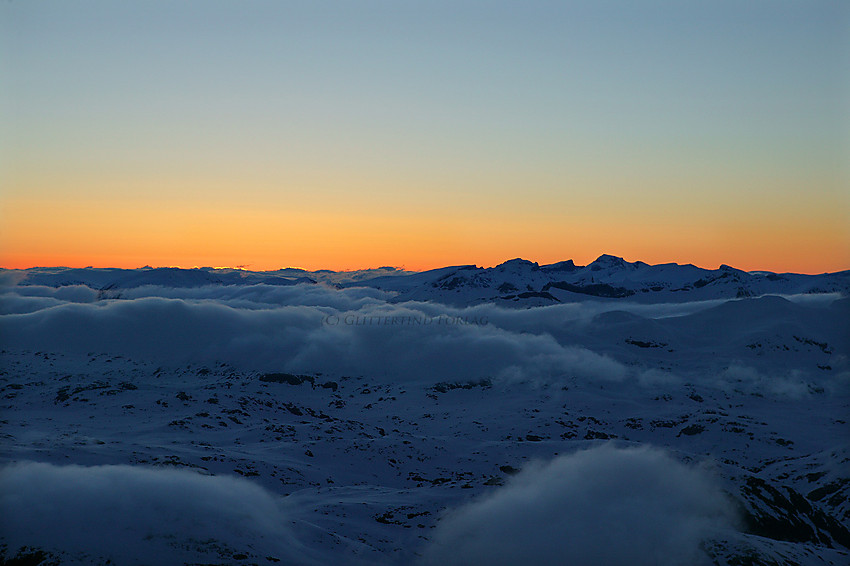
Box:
[0,259,848,565]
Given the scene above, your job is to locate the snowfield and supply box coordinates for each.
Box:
[1,256,848,565]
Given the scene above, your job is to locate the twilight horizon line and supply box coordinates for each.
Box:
[3,253,848,277]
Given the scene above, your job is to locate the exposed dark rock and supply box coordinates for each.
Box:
[543,281,635,298]
[259,373,315,386]
[678,424,705,436]
[432,379,492,393]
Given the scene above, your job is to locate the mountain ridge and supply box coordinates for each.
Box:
[4,255,848,307]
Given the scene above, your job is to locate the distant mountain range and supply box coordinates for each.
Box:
[6,255,849,306]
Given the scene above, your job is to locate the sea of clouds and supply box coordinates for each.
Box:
[1,281,845,394]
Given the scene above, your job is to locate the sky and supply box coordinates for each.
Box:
[1,0,848,273]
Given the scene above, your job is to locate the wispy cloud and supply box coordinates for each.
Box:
[0,462,320,565]
[419,444,735,566]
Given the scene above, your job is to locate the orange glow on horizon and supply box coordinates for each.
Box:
[2,239,847,276]
[2,194,848,275]
[2,252,847,275]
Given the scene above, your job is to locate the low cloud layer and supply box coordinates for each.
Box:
[420,444,735,566]
[119,281,394,310]
[716,364,850,398]
[0,289,629,384]
[0,462,316,565]
[1,282,843,392]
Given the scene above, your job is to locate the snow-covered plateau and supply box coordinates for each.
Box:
[1,256,848,565]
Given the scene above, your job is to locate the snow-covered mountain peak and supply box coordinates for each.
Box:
[587,254,633,271]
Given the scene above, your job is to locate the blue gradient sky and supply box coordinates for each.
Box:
[2,1,848,272]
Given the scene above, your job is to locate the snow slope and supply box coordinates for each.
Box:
[1,258,848,565]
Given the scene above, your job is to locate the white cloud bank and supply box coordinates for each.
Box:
[1,282,843,392]
[419,444,735,566]
[0,293,628,384]
[0,462,319,565]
